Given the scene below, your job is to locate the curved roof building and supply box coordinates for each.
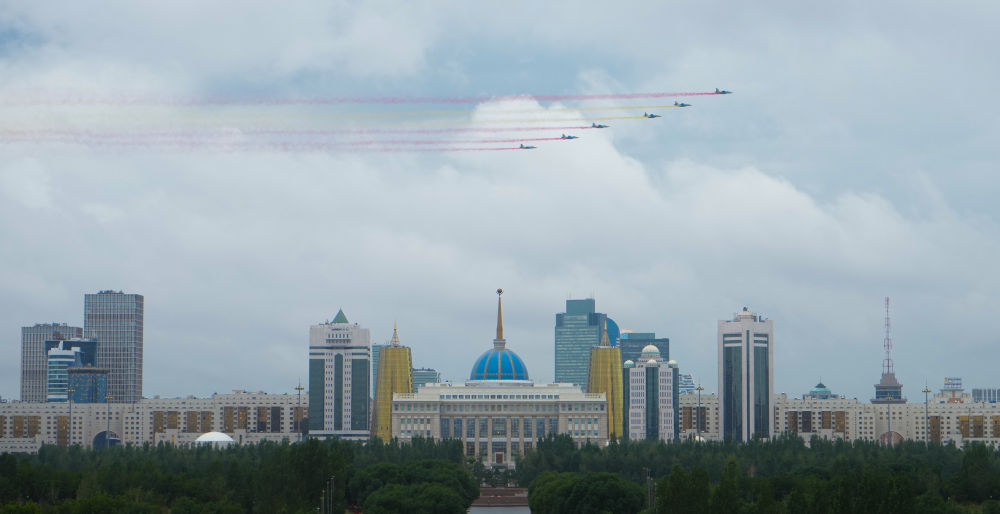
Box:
[468,289,530,382]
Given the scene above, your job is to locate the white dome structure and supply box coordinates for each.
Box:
[195,431,235,447]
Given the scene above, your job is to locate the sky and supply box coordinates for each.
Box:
[1,1,999,403]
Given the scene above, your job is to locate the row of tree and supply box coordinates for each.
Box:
[0,437,478,513]
[520,433,1000,513]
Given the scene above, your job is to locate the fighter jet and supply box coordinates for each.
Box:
[674,101,691,107]
[591,123,609,128]
[714,88,732,94]
[643,112,661,118]
[560,134,579,140]
[519,144,536,150]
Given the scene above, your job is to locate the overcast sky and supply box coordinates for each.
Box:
[2,2,999,403]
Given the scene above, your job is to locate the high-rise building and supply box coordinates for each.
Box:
[371,344,387,397]
[554,299,618,388]
[85,291,144,403]
[373,325,412,441]
[587,327,623,439]
[618,332,669,367]
[20,323,83,402]
[46,343,82,402]
[718,307,774,442]
[412,368,441,390]
[623,345,678,441]
[308,309,370,439]
[45,339,97,367]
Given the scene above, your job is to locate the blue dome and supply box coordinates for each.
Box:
[469,347,529,381]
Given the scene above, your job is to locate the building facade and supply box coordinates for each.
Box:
[587,330,623,439]
[373,325,412,441]
[718,307,774,442]
[393,290,608,468]
[0,391,304,453]
[554,299,617,388]
[623,346,678,441]
[21,323,83,403]
[46,343,82,402]
[85,291,144,403]
[308,309,370,439]
[68,367,108,404]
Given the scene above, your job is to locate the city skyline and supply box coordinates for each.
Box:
[2,290,987,406]
[2,2,998,407]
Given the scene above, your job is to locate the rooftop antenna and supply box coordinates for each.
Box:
[882,296,894,375]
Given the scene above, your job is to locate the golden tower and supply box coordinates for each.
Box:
[587,324,624,439]
[373,323,413,441]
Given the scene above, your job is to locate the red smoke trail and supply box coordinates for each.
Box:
[0,130,571,145]
[1,92,721,106]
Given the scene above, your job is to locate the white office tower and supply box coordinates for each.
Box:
[718,307,774,442]
[307,309,371,439]
[624,346,678,441]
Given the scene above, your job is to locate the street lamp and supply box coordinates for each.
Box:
[922,384,932,444]
[66,387,76,447]
[887,394,892,446]
[295,381,305,442]
[105,393,113,448]
[695,384,705,440]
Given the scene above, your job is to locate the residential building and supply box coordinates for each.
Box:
[85,291,144,403]
[308,309,370,439]
[0,390,303,453]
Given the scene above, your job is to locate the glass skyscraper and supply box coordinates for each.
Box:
[20,323,83,402]
[85,291,144,403]
[554,299,617,388]
[718,307,773,442]
[619,332,669,366]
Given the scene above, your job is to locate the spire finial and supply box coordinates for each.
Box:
[600,318,610,347]
[390,322,400,345]
[496,288,504,340]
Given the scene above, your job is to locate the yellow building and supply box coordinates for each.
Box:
[587,327,623,439]
[373,324,413,441]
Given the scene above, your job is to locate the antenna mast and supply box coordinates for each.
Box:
[882,296,894,375]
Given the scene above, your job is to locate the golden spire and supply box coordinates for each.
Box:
[496,288,504,340]
[390,322,400,346]
[600,319,610,347]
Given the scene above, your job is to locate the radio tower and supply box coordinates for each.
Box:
[873,296,905,404]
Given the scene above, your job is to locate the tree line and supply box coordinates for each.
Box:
[521,433,1000,513]
[0,437,477,513]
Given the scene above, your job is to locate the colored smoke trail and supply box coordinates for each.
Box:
[1,91,723,106]
[0,129,574,152]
